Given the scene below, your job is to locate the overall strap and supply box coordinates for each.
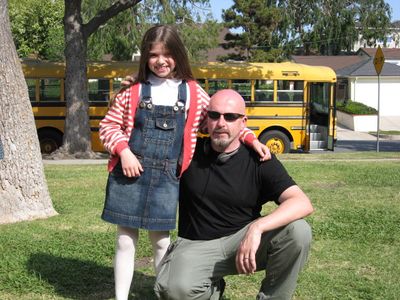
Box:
[141,81,151,101]
[139,81,153,109]
[177,80,187,104]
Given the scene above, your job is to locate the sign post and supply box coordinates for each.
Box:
[373,45,384,152]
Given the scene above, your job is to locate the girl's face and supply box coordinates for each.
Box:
[148,42,176,78]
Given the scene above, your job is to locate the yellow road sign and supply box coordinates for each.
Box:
[373,45,385,75]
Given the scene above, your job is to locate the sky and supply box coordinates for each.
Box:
[208,0,400,23]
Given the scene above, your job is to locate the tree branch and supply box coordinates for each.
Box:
[84,0,142,38]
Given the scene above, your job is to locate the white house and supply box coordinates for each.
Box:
[292,49,400,118]
[338,58,400,116]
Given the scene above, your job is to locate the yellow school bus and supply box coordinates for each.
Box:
[22,59,336,154]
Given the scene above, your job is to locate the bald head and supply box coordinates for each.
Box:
[209,89,246,115]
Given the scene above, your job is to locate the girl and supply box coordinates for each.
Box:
[99,25,269,300]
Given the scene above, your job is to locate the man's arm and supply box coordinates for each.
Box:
[235,185,313,274]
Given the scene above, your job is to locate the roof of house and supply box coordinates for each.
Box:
[336,58,400,76]
[291,55,366,71]
[291,54,400,77]
[356,47,400,60]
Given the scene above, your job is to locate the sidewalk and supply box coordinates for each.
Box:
[336,125,376,141]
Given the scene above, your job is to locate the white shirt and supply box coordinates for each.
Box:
[145,74,191,112]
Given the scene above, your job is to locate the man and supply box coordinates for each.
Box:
[155,89,314,300]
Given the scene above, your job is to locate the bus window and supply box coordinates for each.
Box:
[88,78,110,101]
[255,79,273,101]
[113,78,123,91]
[26,79,37,102]
[208,79,228,96]
[232,79,251,101]
[40,78,61,101]
[277,80,304,102]
[196,79,206,90]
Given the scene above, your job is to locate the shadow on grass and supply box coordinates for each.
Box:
[27,253,156,299]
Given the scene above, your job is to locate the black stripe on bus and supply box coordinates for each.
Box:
[247,116,305,120]
[35,116,65,120]
[245,102,305,108]
[31,102,66,107]
[31,101,109,107]
[35,116,104,120]
[247,126,305,131]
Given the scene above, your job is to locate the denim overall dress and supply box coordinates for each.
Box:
[102,81,187,230]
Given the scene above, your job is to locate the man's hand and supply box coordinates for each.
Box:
[235,223,263,275]
[120,148,143,177]
[121,75,136,87]
[252,139,271,161]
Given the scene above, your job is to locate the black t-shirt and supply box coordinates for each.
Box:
[178,138,296,240]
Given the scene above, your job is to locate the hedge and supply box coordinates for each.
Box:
[337,100,377,115]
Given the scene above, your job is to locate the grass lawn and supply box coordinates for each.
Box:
[0,152,399,299]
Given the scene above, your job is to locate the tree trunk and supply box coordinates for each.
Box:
[0,0,57,224]
[61,0,141,158]
[62,0,94,158]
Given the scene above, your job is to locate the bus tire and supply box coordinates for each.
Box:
[38,129,63,154]
[259,130,290,154]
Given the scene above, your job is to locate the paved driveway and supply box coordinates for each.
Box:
[334,126,400,152]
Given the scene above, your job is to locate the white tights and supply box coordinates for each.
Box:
[114,226,170,300]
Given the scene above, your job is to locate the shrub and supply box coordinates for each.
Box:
[337,100,377,115]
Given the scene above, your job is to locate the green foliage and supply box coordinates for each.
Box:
[309,1,358,55]
[0,156,399,299]
[221,0,392,61]
[222,0,284,62]
[82,0,140,61]
[358,0,392,47]
[177,22,220,63]
[9,0,64,60]
[83,0,219,62]
[9,0,218,62]
[337,100,378,115]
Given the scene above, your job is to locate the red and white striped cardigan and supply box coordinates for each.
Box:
[99,80,256,176]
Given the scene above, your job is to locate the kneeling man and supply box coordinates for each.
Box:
[155,89,314,300]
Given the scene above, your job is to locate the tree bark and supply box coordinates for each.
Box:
[62,0,93,157]
[0,0,57,224]
[61,0,141,158]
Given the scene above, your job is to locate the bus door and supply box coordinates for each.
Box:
[308,82,335,151]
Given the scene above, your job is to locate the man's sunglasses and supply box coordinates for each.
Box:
[207,111,244,122]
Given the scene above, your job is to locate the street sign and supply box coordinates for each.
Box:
[373,45,385,75]
[373,45,384,152]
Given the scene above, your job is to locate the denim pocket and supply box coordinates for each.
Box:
[155,118,176,131]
